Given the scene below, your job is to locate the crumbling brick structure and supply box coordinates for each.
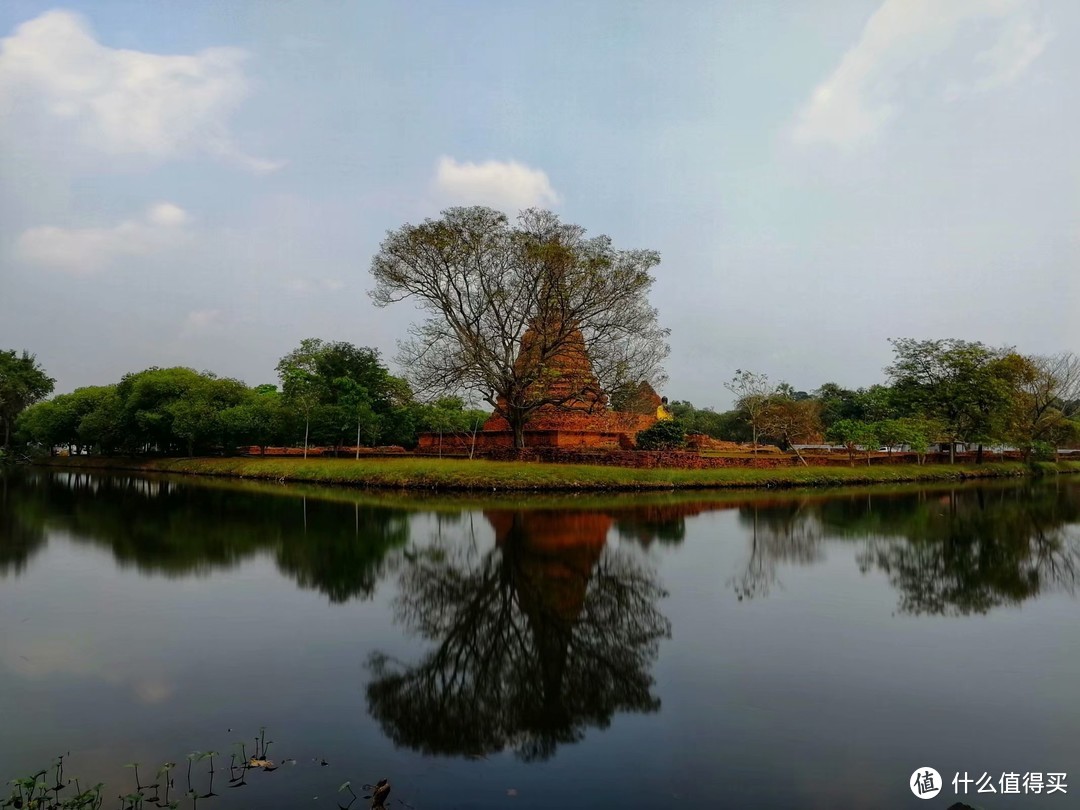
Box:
[417,324,660,453]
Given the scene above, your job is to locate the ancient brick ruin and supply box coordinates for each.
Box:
[417,323,660,453]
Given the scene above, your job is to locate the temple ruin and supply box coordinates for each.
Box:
[416,322,662,453]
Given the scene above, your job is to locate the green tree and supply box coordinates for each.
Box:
[0,350,55,451]
[16,399,68,454]
[813,383,862,429]
[886,338,1012,463]
[370,207,669,449]
[77,387,125,454]
[826,419,879,466]
[114,367,214,453]
[997,352,1080,460]
[411,396,487,457]
[667,401,750,441]
[276,341,323,458]
[635,419,686,450]
[167,376,248,455]
[277,339,410,454]
[219,386,290,453]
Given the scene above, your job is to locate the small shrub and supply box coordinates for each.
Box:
[636,420,687,451]
[1030,441,1056,462]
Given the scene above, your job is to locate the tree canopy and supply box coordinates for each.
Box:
[370,207,670,447]
[0,350,54,451]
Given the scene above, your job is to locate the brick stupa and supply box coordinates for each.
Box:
[417,321,660,453]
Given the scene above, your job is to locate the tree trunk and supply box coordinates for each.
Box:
[752,424,758,455]
[976,443,984,465]
[356,420,361,460]
[949,442,955,465]
[790,440,809,467]
[507,408,527,450]
[303,417,310,459]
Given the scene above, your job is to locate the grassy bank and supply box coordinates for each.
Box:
[33,455,1080,492]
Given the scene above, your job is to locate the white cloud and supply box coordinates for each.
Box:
[0,9,281,172]
[180,309,223,338]
[285,277,345,294]
[433,156,560,210]
[16,202,192,273]
[973,16,1053,90]
[791,0,1051,149]
[146,202,190,227]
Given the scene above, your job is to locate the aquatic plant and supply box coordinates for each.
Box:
[2,728,391,810]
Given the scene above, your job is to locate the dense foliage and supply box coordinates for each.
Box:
[677,341,1080,461]
[0,350,54,451]
[11,336,1080,459]
[635,419,687,450]
[16,340,486,456]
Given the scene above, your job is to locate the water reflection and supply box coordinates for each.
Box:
[733,483,1080,614]
[367,509,670,761]
[0,476,46,576]
[0,471,408,601]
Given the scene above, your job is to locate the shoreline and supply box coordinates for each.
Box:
[28,455,1080,492]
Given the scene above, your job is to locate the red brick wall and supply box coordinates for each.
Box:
[480,447,798,469]
[417,429,630,453]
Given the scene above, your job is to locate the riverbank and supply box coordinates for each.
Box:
[31,455,1080,492]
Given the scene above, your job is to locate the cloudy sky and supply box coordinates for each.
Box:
[1,0,1077,408]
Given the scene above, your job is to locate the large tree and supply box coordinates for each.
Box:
[367,510,669,760]
[724,369,774,453]
[276,339,414,454]
[370,207,670,448]
[886,338,1012,463]
[0,350,55,451]
[998,352,1080,459]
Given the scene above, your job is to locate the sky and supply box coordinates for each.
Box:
[1,0,1077,409]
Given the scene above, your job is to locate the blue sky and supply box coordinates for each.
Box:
[1,0,1076,408]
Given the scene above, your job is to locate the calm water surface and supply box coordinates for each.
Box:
[2,470,1079,809]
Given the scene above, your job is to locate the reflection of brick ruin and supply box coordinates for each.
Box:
[417,323,660,452]
[487,510,610,622]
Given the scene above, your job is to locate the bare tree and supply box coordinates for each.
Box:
[724,369,775,454]
[758,397,822,466]
[1000,351,1080,458]
[370,207,670,448]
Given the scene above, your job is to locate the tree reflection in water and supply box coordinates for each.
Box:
[0,474,47,576]
[0,471,409,601]
[367,509,671,761]
[730,500,825,600]
[732,483,1080,615]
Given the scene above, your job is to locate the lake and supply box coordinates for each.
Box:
[2,470,1079,809]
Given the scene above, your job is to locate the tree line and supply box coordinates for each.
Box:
[10,339,486,457]
[5,337,1079,460]
[670,339,1080,463]
[367,209,1078,459]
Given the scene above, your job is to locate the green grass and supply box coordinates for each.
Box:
[35,455,1080,492]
